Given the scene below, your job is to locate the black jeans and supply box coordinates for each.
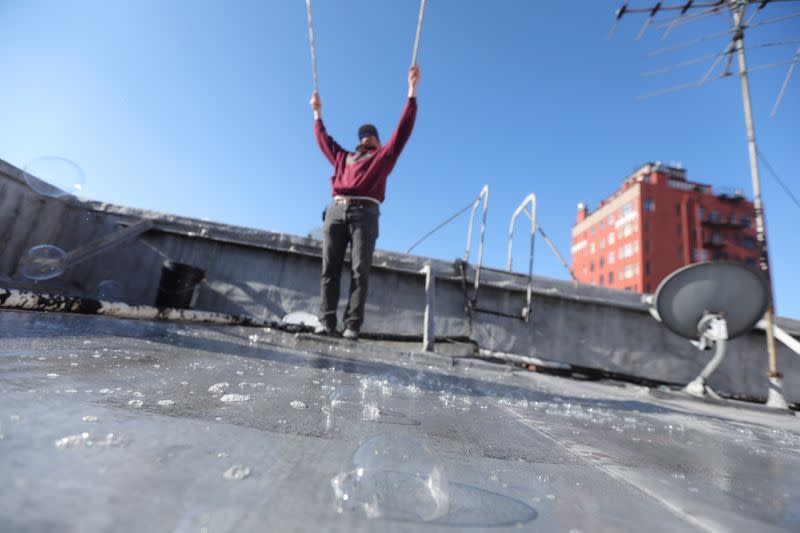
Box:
[319,201,380,331]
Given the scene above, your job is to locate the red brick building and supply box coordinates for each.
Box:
[570,162,759,293]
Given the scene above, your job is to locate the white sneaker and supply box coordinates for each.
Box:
[342,328,359,341]
[314,323,334,336]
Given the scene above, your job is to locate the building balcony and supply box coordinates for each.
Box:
[700,215,749,228]
[703,235,726,248]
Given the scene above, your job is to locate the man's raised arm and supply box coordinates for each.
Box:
[311,91,345,165]
[382,65,421,161]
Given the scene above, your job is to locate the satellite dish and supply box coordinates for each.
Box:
[652,261,769,398]
[654,261,768,341]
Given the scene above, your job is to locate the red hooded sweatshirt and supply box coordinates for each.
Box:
[314,98,417,203]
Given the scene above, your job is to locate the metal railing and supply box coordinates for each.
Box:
[507,194,537,320]
[464,185,490,299]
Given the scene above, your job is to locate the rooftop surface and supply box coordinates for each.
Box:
[1,309,799,532]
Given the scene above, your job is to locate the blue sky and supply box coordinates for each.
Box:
[1,1,798,316]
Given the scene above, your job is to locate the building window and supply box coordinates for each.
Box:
[678,245,684,259]
[608,232,615,245]
[609,251,615,265]
[590,242,596,254]
[745,258,756,268]
[698,207,705,220]
[644,240,650,252]
[743,236,756,249]
[590,261,595,272]
[608,214,615,225]
[599,238,605,250]
[600,257,605,268]
[645,262,651,275]
[693,249,709,262]
[676,204,681,216]
[608,271,614,284]
[591,226,596,236]
[599,275,605,286]
[623,224,633,237]
[710,210,721,223]
[644,198,655,212]
[620,264,636,280]
[741,216,752,228]
[624,203,632,216]
[600,220,605,231]
[621,242,638,258]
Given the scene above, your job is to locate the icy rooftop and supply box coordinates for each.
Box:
[1,309,799,532]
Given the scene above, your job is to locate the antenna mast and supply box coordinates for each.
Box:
[611,0,800,408]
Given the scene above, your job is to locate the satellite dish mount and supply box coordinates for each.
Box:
[684,312,729,398]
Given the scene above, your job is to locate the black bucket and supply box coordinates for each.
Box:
[155,260,205,309]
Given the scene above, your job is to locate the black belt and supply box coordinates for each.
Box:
[334,198,378,207]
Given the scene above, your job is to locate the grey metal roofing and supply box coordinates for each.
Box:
[1,309,799,532]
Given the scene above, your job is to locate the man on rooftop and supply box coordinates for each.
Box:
[310,65,420,340]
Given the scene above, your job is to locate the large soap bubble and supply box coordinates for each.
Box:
[331,434,449,522]
[23,156,86,198]
[19,244,67,280]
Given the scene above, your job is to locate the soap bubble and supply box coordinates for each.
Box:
[19,244,67,280]
[96,280,123,301]
[23,156,86,198]
[282,311,320,328]
[331,434,449,522]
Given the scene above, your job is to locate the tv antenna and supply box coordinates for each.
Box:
[610,0,800,407]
